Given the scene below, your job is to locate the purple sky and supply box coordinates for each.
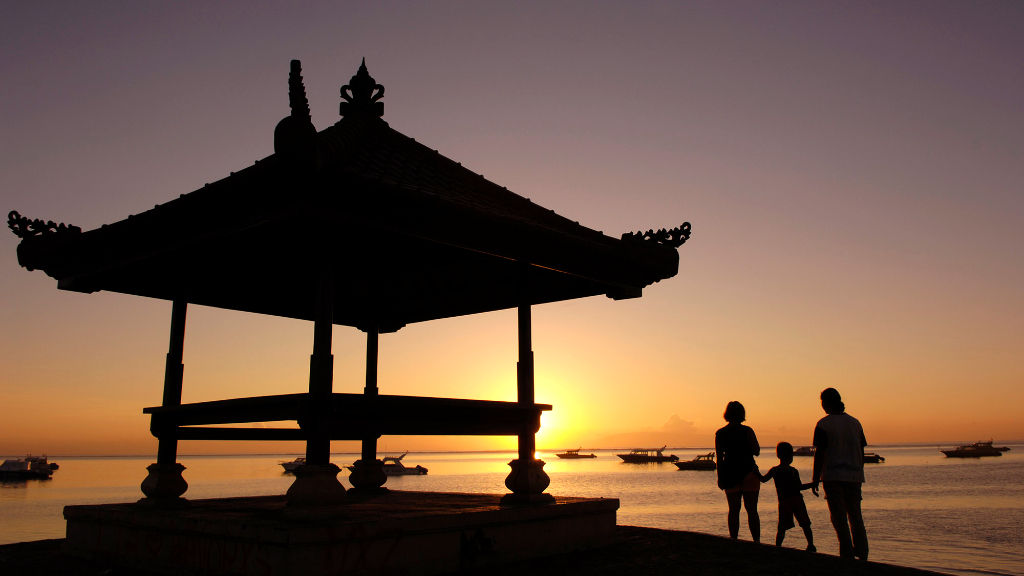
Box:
[2,2,1022,454]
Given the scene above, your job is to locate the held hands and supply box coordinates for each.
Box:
[811,481,820,497]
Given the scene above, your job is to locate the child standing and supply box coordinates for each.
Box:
[761,442,816,551]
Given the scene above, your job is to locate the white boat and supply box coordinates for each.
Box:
[279,457,305,472]
[383,452,428,475]
[347,452,428,476]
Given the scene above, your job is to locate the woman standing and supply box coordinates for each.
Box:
[715,401,761,542]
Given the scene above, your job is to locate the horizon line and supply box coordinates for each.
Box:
[5,440,1022,459]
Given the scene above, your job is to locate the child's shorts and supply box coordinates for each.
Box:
[778,495,811,530]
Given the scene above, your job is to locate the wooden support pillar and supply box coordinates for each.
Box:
[286,271,346,508]
[140,297,189,506]
[305,272,335,465]
[503,302,553,503]
[517,304,536,461]
[349,322,387,492]
[158,297,187,464]
[362,323,379,461]
[364,323,379,395]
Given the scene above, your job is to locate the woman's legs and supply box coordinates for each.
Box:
[726,491,743,538]
[742,491,761,543]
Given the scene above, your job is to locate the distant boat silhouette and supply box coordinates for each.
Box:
[673,452,716,471]
[617,446,678,463]
[941,440,1008,458]
[347,452,428,476]
[0,456,55,479]
[555,448,596,459]
[279,457,305,472]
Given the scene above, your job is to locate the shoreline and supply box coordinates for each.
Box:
[0,526,948,576]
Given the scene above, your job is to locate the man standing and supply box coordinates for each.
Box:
[811,388,868,560]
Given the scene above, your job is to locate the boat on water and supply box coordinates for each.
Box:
[26,455,59,470]
[793,446,815,457]
[0,456,55,479]
[616,446,679,463]
[673,452,716,471]
[279,457,305,472]
[382,452,428,475]
[347,452,428,476]
[555,448,597,459]
[941,440,1008,458]
[862,452,885,464]
[965,440,1009,452]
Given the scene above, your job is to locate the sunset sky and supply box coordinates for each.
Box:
[2,2,1022,456]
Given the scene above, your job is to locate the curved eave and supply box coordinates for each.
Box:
[14,120,685,328]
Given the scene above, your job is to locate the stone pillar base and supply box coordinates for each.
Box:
[286,463,346,508]
[139,463,188,507]
[500,492,556,505]
[348,459,388,493]
[137,496,190,509]
[503,458,552,503]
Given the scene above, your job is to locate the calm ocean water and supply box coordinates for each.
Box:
[1,445,1021,575]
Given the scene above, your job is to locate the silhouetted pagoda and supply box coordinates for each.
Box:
[10,60,690,509]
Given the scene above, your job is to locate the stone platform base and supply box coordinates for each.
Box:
[63,491,619,576]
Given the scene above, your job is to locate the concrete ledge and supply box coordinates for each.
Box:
[63,491,619,576]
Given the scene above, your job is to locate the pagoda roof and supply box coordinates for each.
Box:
[10,60,689,333]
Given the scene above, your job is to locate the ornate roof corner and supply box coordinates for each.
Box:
[274,59,318,163]
[339,58,384,118]
[621,222,692,248]
[8,210,81,240]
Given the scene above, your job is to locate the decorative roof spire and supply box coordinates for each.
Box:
[288,59,311,122]
[339,58,385,118]
[274,59,317,164]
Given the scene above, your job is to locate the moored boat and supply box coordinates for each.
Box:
[616,446,678,463]
[280,457,305,472]
[555,448,596,459]
[967,440,1009,452]
[346,452,428,476]
[26,454,59,470]
[862,452,885,464]
[0,457,54,479]
[941,440,1006,458]
[793,446,815,457]
[673,452,716,471]
[382,452,428,475]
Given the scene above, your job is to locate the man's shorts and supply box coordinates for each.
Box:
[724,471,761,494]
[778,495,811,530]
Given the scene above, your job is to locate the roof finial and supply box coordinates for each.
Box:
[340,57,385,118]
[288,59,311,122]
[275,59,317,163]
